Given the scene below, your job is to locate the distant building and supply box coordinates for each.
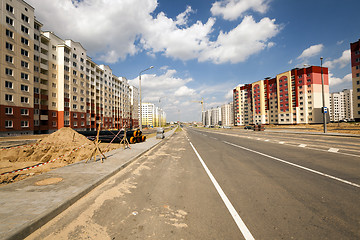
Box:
[221,102,234,126]
[329,89,353,122]
[351,39,360,121]
[233,66,329,125]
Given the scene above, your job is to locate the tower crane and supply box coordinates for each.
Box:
[192,98,204,113]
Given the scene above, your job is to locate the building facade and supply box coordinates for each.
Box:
[0,0,139,136]
[221,102,234,126]
[141,102,166,128]
[351,39,360,121]
[233,66,329,125]
[329,89,353,122]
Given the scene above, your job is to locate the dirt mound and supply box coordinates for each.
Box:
[0,127,120,185]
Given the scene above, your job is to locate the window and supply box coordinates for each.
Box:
[5,94,13,102]
[73,96,77,101]
[21,49,29,57]
[34,120,40,126]
[21,14,29,23]
[21,84,29,92]
[64,120,70,126]
[73,113,77,118]
[52,83,57,88]
[21,73,29,80]
[73,121,78,127]
[5,81,13,89]
[21,109,29,115]
[34,44,39,51]
[34,76,39,82]
[21,61,29,68]
[52,102,56,107]
[52,93,57,97]
[34,109,40,115]
[34,87,39,94]
[6,29,14,38]
[73,53,77,59]
[52,121,57,127]
[21,37,29,45]
[6,42,14,51]
[5,107,13,115]
[6,17,14,26]
[21,121,29,128]
[52,112,57,117]
[5,120,13,128]
[34,34,40,41]
[73,104,77,109]
[34,66,39,72]
[6,4,14,13]
[34,55,39,62]
[5,68,13,76]
[21,96,29,103]
[5,55,13,63]
[21,25,29,34]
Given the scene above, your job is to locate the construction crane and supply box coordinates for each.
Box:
[191,98,204,113]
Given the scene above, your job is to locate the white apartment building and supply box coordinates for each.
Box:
[221,102,234,126]
[329,89,354,122]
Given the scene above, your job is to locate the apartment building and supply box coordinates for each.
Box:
[351,39,360,121]
[1,0,35,135]
[141,102,166,127]
[221,102,234,126]
[329,89,353,122]
[0,0,138,136]
[233,66,329,125]
[129,86,139,128]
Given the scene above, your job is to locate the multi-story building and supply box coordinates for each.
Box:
[351,39,360,121]
[0,0,138,136]
[221,102,234,126]
[129,86,139,128]
[329,89,353,122]
[233,66,329,125]
[141,102,166,128]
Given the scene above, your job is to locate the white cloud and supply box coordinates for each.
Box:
[297,44,324,60]
[323,50,351,70]
[329,73,352,87]
[199,16,280,64]
[27,0,280,65]
[225,89,233,99]
[211,0,270,21]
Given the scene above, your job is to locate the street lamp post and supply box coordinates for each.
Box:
[320,57,327,133]
[139,66,154,131]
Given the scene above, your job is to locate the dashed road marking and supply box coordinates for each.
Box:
[299,144,307,148]
[223,141,360,189]
[328,148,339,153]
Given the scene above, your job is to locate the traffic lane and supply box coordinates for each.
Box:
[186,128,360,239]
[27,130,244,240]
[222,128,360,150]
[192,128,360,185]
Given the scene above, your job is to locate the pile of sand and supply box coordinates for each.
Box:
[0,127,119,185]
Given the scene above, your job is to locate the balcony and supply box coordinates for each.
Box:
[40,63,48,70]
[40,115,48,121]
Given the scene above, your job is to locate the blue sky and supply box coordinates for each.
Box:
[28,0,359,122]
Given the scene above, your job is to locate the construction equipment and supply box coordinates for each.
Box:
[192,98,204,113]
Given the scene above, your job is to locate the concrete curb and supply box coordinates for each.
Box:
[4,128,177,240]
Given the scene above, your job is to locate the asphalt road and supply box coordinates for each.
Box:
[26,127,360,239]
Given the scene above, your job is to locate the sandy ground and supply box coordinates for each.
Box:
[0,128,123,186]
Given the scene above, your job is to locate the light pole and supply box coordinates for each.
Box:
[320,57,327,133]
[139,66,154,131]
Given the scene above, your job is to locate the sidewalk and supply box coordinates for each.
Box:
[0,128,176,240]
[264,129,360,138]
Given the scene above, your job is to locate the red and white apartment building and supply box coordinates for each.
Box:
[351,39,360,121]
[0,0,139,136]
[233,66,329,125]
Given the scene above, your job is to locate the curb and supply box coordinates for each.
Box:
[264,129,360,138]
[6,128,177,240]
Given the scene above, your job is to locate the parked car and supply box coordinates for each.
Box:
[244,125,253,130]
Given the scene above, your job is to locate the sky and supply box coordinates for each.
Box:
[27,0,360,122]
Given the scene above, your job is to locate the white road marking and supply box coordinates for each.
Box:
[328,148,339,152]
[223,141,360,189]
[265,139,269,142]
[189,142,255,240]
[279,141,285,144]
[299,144,307,148]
